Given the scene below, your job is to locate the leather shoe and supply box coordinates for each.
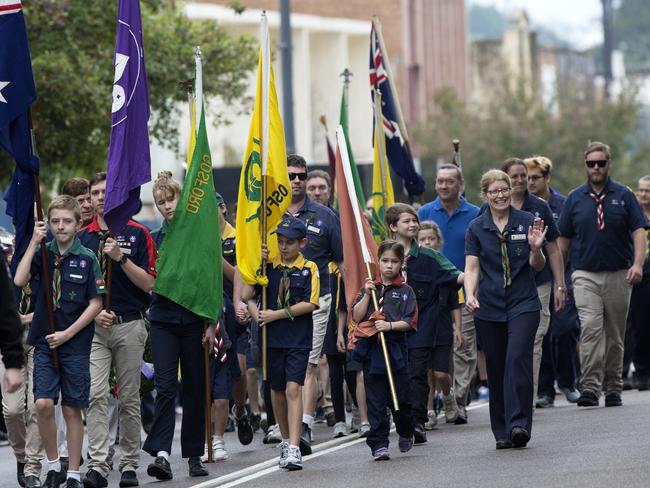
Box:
[299,422,312,456]
[25,475,41,488]
[188,457,208,477]
[413,424,427,444]
[18,461,26,487]
[535,395,554,408]
[147,456,172,480]
[496,439,514,450]
[510,427,530,448]
[82,469,107,488]
[605,392,622,407]
[119,471,139,487]
[577,390,599,407]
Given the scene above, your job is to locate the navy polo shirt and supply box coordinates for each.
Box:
[547,188,566,222]
[418,197,480,271]
[79,217,156,315]
[260,253,320,349]
[352,278,418,374]
[27,237,105,355]
[558,178,647,272]
[289,198,343,296]
[222,222,237,298]
[434,284,460,347]
[148,224,204,325]
[404,241,460,349]
[465,208,541,322]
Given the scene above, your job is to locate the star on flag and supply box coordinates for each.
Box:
[0,81,9,103]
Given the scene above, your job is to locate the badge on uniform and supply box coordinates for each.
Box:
[302,269,309,276]
[80,260,87,269]
[69,259,78,268]
[510,234,526,241]
[307,225,321,234]
[130,235,137,243]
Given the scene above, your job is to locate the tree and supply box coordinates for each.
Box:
[614,0,650,71]
[414,84,647,204]
[0,0,257,188]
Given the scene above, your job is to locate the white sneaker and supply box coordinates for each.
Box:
[278,441,289,468]
[263,424,283,444]
[201,437,228,461]
[284,445,303,470]
[424,411,438,430]
[359,422,371,437]
[350,407,361,433]
[332,421,348,438]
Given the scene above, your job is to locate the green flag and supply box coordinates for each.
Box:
[153,108,222,322]
[339,88,366,206]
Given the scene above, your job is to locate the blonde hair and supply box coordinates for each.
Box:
[152,171,181,200]
[480,169,511,200]
[47,195,81,221]
[584,141,611,160]
[524,156,553,176]
[418,220,443,248]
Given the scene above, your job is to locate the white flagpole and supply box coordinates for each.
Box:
[194,46,203,133]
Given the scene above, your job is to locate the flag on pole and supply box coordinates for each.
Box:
[370,19,424,199]
[104,0,152,233]
[370,98,395,243]
[153,106,222,322]
[236,20,289,286]
[339,87,366,206]
[0,1,39,265]
[335,125,378,320]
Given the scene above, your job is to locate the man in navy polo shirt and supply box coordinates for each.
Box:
[79,172,157,488]
[558,142,646,408]
[285,155,343,454]
[418,164,479,422]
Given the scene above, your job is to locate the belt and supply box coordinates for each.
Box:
[114,311,145,324]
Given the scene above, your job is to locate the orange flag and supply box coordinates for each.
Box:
[334,126,378,334]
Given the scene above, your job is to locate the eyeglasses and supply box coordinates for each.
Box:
[585,159,608,169]
[289,172,308,181]
[486,188,511,197]
[528,175,545,182]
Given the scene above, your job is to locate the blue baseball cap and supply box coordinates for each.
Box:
[215,192,225,206]
[273,216,307,239]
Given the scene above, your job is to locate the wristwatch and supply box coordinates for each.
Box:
[119,254,128,265]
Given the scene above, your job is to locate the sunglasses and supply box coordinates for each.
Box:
[289,172,308,181]
[585,159,608,168]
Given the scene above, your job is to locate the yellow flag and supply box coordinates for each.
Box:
[236,48,289,286]
[370,125,395,243]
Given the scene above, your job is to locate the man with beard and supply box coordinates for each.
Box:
[558,142,646,408]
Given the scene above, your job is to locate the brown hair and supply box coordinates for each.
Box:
[437,163,464,181]
[418,220,444,248]
[524,156,553,176]
[152,171,181,200]
[385,203,419,233]
[61,177,89,198]
[47,195,81,221]
[306,169,331,188]
[501,157,526,175]
[480,169,511,199]
[89,172,107,190]
[377,239,405,263]
[287,154,308,171]
[584,141,611,160]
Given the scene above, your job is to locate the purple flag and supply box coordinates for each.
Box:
[104,0,151,233]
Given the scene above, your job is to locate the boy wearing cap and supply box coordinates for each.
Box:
[243,217,319,471]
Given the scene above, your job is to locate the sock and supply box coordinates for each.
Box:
[302,414,314,429]
[288,444,300,451]
[47,458,61,473]
[214,435,223,441]
[480,380,489,388]
[67,471,81,481]
[156,451,170,461]
[282,438,289,444]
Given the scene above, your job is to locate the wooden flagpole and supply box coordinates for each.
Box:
[260,12,270,382]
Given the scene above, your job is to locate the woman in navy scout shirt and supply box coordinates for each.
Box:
[464,170,548,450]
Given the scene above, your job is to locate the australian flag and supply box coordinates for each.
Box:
[0,1,39,265]
[104,0,151,233]
[370,24,424,199]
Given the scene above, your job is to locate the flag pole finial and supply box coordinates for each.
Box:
[340,68,354,86]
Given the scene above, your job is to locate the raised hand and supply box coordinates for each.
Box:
[527,218,548,251]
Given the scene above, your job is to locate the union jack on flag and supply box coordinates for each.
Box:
[369,23,424,198]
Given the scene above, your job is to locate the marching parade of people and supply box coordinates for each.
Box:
[1,1,649,488]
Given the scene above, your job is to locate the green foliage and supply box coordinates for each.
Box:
[1,0,257,188]
[614,0,650,70]
[414,84,648,205]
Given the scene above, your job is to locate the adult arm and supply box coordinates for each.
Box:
[545,241,566,311]
[557,237,571,266]
[627,228,646,285]
[104,238,154,293]
[463,255,480,313]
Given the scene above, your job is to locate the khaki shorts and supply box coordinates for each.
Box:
[308,293,332,365]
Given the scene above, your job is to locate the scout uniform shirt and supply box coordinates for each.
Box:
[261,252,320,349]
[27,237,105,354]
[558,178,647,272]
[404,240,460,349]
[79,217,156,316]
[465,207,541,322]
[222,221,237,298]
[352,276,418,374]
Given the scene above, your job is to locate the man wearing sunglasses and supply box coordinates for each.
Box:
[558,141,646,408]
[285,155,343,455]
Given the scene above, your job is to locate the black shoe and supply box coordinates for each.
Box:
[44,470,67,488]
[605,392,622,407]
[66,479,83,488]
[577,390,599,407]
[299,422,312,456]
[146,457,172,481]
[496,439,514,450]
[623,377,634,390]
[314,406,325,424]
[510,427,530,448]
[18,461,26,487]
[60,458,69,471]
[225,416,235,433]
[235,411,254,446]
[82,469,107,488]
[535,395,554,408]
[454,405,468,425]
[25,475,41,488]
[188,457,208,477]
[119,471,139,488]
[325,409,336,427]
[637,377,650,391]
[413,424,427,444]
[249,412,262,432]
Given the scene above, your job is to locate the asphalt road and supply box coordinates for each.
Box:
[1,390,649,488]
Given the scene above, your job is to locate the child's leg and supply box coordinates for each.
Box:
[271,389,289,438]
[233,353,248,415]
[61,406,83,472]
[213,399,230,436]
[427,369,435,411]
[407,347,431,427]
[35,398,58,462]
[247,367,260,413]
[327,354,346,423]
[392,368,415,439]
[435,371,452,395]
[363,371,390,451]
[356,371,369,423]
[285,382,303,446]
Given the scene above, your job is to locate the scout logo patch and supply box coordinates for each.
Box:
[68,290,77,301]
[80,260,87,269]
[517,224,524,232]
[302,269,309,276]
[130,235,137,243]
[69,260,78,268]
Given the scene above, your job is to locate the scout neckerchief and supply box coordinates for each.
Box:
[496,229,512,288]
[52,252,66,309]
[277,264,300,320]
[19,284,31,315]
[98,230,110,278]
[589,191,607,231]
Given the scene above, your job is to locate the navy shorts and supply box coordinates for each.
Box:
[211,351,241,400]
[268,348,309,391]
[236,328,250,358]
[34,348,90,408]
[346,349,363,372]
[428,344,452,373]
